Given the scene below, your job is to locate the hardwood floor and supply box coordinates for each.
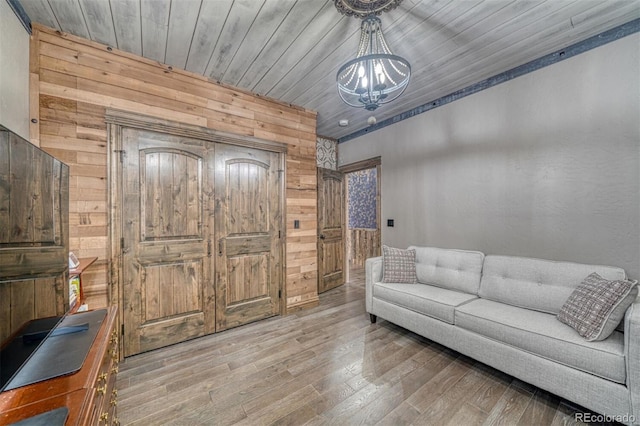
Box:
[116,268,597,425]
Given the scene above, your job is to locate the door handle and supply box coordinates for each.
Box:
[319,234,325,240]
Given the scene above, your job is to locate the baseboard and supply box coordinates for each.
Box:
[285,297,319,314]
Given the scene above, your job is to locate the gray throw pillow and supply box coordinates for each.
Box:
[382,245,417,283]
[557,272,638,341]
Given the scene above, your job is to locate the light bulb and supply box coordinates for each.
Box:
[361,76,368,88]
[358,66,365,78]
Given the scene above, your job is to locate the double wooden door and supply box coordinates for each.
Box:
[120,129,282,356]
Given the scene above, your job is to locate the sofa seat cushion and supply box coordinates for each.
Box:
[456,299,625,384]
[373,282,477,324]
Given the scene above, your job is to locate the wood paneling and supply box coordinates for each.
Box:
[348,229,381,269]
[21,1,640,139]
[109,0,142,57]
[30,24,318,313]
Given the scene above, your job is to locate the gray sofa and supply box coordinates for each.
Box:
[365,246,639,423]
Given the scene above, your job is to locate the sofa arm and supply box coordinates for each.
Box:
[365,256,383,314]
[625,302,640,422]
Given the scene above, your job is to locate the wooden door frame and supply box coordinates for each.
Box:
[338,156,381,282]
[106,109,288,357]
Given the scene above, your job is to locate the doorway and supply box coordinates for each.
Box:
[317,167,346,294]
[339,157,381,281]
[108,111,285,357]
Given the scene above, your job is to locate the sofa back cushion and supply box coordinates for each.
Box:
[479,255,627,314]
[408,246,485,295]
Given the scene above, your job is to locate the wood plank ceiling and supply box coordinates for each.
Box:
[18,0,640,139]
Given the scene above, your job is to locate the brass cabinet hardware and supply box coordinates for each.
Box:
[96,385,106,395]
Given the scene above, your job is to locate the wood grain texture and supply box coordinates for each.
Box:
[237,0,330,90]
[31,25,318,313]
[115,269,600,426]
[109,0,143,56]
[305,0,640,138]
[0,128,69,343]
[221,0,296,86]
[29,27,41,147]
[19,0,60,30]
[348,229,380,268]
[215,144,282,331]
[20,1,640,139]
[47,0,90,40]
[120,128,213,357]
[78,0,117,47]
[164,0,202,69]
[184,0,234,75]
[140,0,170,63]
[203,0,266,81]
[317,168,345,294]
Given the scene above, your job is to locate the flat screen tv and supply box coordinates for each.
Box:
[0,125,71,393]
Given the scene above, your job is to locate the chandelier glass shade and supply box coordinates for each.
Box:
[336,15,411,111]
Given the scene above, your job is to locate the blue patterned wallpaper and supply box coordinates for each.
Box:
[348,168,377,229]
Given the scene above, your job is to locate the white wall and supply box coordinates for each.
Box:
[0,0,30,139]
[339,34,640,279]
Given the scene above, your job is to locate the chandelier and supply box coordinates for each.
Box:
[335,0,411,111]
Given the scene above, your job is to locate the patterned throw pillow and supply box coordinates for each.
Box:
[557,272,638,341]
[382,245,417,284]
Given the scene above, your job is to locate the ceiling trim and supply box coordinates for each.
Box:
[338,17,640,144]
[5,0,31,34]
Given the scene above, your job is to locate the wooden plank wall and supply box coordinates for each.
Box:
[29,24,319,312]
[347,229,381,269]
